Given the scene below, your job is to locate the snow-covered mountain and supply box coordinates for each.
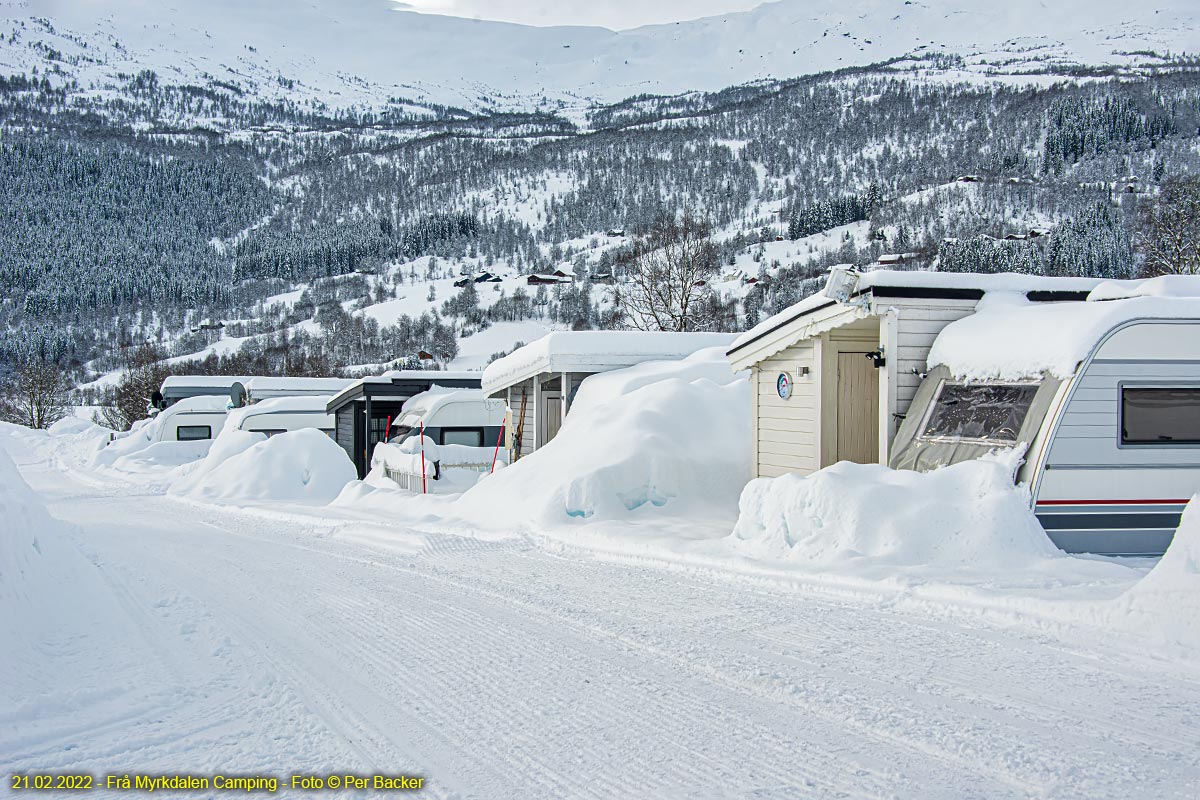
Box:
[7,0,1199,112]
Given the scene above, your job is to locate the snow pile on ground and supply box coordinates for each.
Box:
[172,429,356,505]
[91,396,227,469]
[729,456,1063,573]
[109,439,213,474]
[46,416,113,463]
[453,347,750,529]
[167,429,267,494]
[928,287,1200,381]
[0,443,102,705]
[1107,496,1200,648]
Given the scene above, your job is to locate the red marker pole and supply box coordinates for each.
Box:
[490,422,505,474]
[419,421,427,494]
[385,415,391,443]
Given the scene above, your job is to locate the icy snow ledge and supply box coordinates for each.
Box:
[927,286,1200,381]
[730,457,1064,574]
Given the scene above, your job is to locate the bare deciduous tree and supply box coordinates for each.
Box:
[100,343,171,431]
[0,360,72,430]
[618,209,721,331]
[1137,176,1200,276]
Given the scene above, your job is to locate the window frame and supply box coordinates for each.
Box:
[439,427,485,447]
[1118,381,1200,448]
[176,425,212,441]
[915,379,1041,446]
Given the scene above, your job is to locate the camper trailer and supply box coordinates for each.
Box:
[372,389,507,492]
[891,279,1200,556]
[483,331,737,462]
[730,268,1200,557]
[151,396,230,442]
[325,371,484,478]
[229,396,336,438]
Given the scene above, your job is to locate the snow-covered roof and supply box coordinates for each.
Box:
[160,395,230,416]
[160,375,249,393]
[400,387,480,415]
[928,276,1200,380]
[482,331,738,395]
[326,370,483,409]
[730,269,1106,357]
[243,377,355,392]
[397,389,505,427]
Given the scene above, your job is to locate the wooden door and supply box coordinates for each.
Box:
[541,394,563,445]
[836,352,879,464]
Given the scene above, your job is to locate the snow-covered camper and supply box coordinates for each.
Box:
[727,267,1103,479]
[371,389,507,492]
[151,396,230,442]
[229,396,335,438]
[154,375,248,410]
[483,331,737,461]
[388,388,506,449]
[890,277,1200,556]
[325,371,483,478]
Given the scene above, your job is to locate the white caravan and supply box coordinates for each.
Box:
[151,396,230,442]
[228,396,335,438]
[373,389,507,492]
[154,375,248,410]
[890,278,1200,556]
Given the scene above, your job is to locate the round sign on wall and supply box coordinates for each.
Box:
[776,372,792,400]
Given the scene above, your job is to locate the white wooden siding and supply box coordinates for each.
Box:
[883,298,978,418]
[754,340,819,477]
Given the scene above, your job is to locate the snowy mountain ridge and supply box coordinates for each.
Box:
[6,0,1199,113]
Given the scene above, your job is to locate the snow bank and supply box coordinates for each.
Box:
[168,429,267,494]
[172,429,356,505]
[0,443,112,709]
[110,439,212,474]
[454,347,750,528]
[928,288,1200,381]
[1107,496,1200,648]
[730,457,1062,572]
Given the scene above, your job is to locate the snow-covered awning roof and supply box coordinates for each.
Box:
[482,331,738,396]
[727,269,1106,368]
[928,276,1200,380]
[326,370,483,409]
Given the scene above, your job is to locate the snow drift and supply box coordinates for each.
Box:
[172,429,356,505]
[730,456,1063,572]
[1107,496,1200,648]
[452,347,750,529]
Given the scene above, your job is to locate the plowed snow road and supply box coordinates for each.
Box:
[4,434,1199,799]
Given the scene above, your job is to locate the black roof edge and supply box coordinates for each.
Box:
[726,297,836,357]
[726,285,1094,359]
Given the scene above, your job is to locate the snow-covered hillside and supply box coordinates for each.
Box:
[6,0,1197,112]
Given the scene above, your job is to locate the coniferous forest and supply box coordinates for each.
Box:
[2,55,1199,395]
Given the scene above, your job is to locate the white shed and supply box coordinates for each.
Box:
[727,268,1104,479]
[482,331,737,460]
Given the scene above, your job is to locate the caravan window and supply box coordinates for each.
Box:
[1121,388,1200,445]
[441,428,484,447]
[176,425,212,441]
[920,382,1038,443]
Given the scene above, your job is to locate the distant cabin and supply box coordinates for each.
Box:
[527,273,573,286]
[482,332,736,461]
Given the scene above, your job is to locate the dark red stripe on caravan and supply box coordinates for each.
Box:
[1036,498,1191,506]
